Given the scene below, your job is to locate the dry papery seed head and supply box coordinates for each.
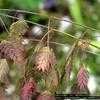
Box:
[0,40,26,65]
[9,20,29,37]
[35,46,56,73]
[0,59,9,82]
[77,67,89,90]
[78,39,90,50]
[20,78,37,100]
[45,67,58,92]
[36,91,56,100]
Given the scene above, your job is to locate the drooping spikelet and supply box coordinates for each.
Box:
[35,46,56,73]
[45,68,58,92]
[20,78,37,100]
[36,91,56,100]
[77,67,89,90]
[9,20,29,37]
[0,59,9,82]
[70,67,89,95]
[0,41,26,65]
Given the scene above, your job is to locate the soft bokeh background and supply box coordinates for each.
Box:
[0,0,100,99]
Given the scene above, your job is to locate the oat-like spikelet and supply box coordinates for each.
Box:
[9,20,29,37]
[36,91,56,100]
[20,78,37,100]
[70,67,89,95]
[35,46,56,73]
[0,41,26,65]
[0,59,9,82]
[77,67,89,90]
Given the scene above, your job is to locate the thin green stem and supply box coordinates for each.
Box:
[0,13,47,28]
[53,17,100,31]
[28,38,100,56]
[0,17,9,33]
[0,8,41,16]
[0,8,99,31]
[89,43,100,50]
[0,13,100,50]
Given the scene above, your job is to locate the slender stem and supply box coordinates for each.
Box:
[0,8,42,16]
[39,30,52,44]
[0,17,9,33]
[0,8,99,31]
[59,29,88,88]
[53,28,78,39]
[29,38,100,56]
[53,16,100,31]
[29,38,66,46]
[47,17,51,47]
[0,13,100,50]
[0,13,47,28]
[89,43,100,50]
[59,41,78,85]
